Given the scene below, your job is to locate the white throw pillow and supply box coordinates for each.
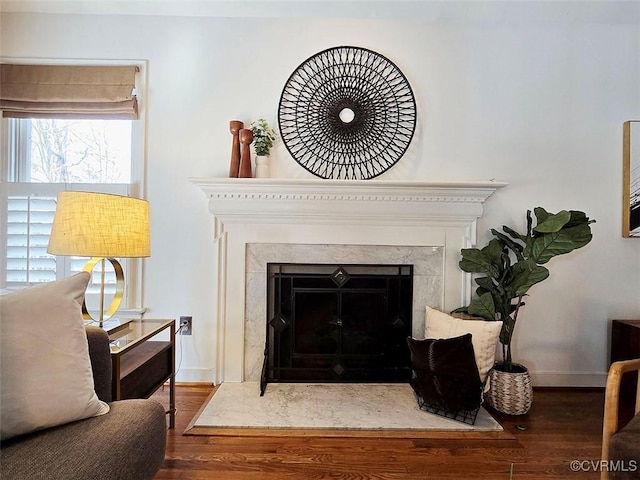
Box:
[424,306,502,384]
[0,272,109,440]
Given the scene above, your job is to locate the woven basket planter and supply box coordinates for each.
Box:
[485,363,533,415]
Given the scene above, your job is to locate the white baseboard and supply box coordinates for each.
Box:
[175,367,216,384]
[530,371,607,388]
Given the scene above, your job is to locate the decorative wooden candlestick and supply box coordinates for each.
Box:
[238,129,254,178]
[229,120,244,178]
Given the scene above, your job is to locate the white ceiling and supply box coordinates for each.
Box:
[1,0,639,23]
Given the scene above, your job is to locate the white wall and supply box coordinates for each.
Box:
[2,2,639,385]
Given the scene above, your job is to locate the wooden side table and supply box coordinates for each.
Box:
[107,319,176,428]
[610,319,640,409]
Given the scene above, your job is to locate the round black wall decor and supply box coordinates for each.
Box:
[278,46,417,180]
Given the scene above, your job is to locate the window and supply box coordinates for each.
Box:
[0,62,145,314]
[17,118,132,183]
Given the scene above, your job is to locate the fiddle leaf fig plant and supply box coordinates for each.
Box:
[454,207,595,372]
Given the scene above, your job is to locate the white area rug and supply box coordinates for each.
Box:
[188,382,503,435]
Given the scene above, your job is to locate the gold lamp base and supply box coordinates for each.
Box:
[81,257,125,326]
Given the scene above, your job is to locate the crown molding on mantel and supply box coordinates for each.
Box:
[190,177,508,226]
[191,177,507,199]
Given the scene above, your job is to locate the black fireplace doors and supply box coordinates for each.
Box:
[261,264,413,395]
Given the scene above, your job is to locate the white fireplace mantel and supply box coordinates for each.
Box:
[192,178,507,384]
[192,177,507,225]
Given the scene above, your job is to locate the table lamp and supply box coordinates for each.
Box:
[47,191,150,325]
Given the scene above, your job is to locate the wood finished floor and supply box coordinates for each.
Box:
[152,385,606,479]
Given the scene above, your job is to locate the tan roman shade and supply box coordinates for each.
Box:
[0,64,139,119]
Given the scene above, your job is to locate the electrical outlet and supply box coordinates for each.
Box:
[179,316,192,335]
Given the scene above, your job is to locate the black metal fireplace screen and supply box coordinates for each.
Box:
[260,263,413,395]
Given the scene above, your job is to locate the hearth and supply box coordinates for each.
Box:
[261,263,413,394]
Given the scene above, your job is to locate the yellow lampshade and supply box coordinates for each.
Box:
[47,191,150,325]
[48,191,150,258]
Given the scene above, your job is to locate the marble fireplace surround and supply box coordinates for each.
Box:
[192,178,506,384]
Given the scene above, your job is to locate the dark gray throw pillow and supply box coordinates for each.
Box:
[407,334,483,416]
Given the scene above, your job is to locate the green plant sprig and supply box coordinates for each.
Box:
[250,118,277,156]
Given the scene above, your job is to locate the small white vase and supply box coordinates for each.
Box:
[255,155,270,178]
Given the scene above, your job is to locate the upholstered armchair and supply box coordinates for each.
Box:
[601,358,640,480]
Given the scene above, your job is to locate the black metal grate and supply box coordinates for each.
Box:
[278,46,417,180]
[409,373,481,425]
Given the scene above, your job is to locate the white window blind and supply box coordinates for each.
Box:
[5,194,58,285]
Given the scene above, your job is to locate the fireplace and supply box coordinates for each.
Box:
[261,263,413,394]
[192,178,506,384]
